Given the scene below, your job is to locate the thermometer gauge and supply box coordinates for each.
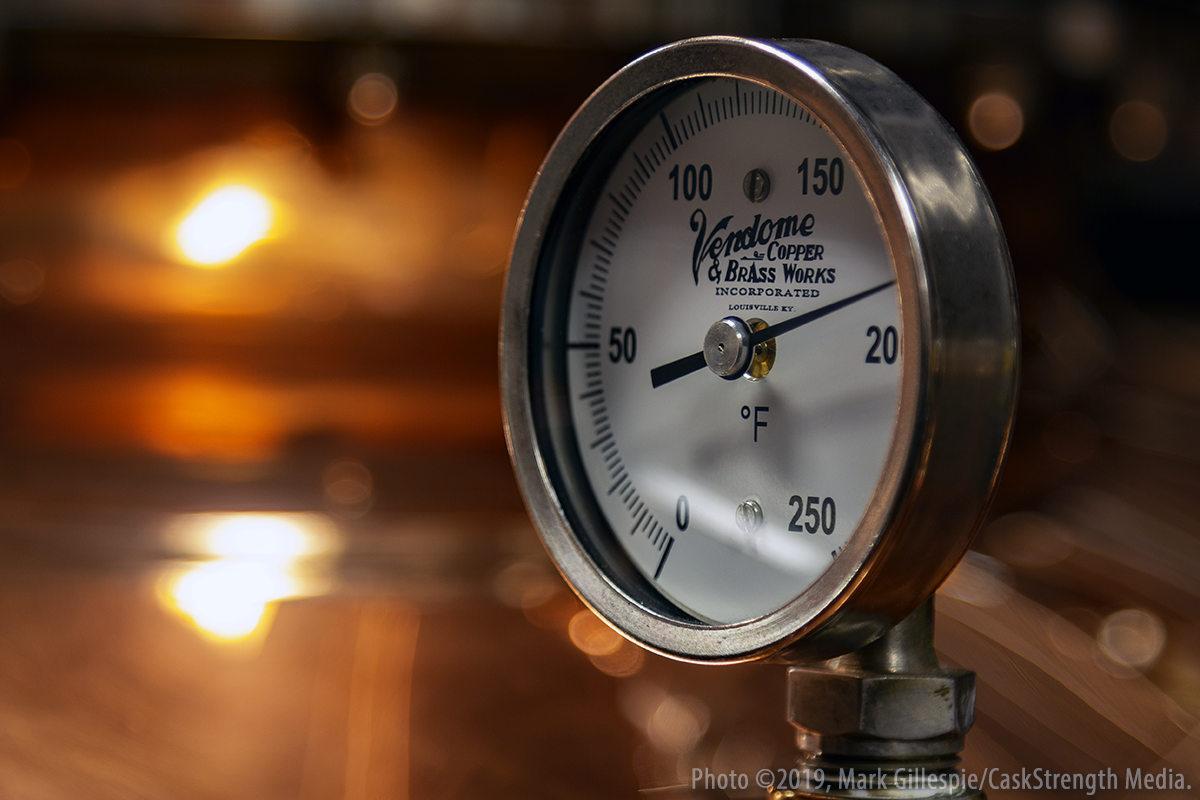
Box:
[502,37,1018,663]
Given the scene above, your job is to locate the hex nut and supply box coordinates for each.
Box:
[787,666,976,741]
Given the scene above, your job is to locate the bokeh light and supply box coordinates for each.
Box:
[492,559,558,610]
[175,185,274,266]
[0,258,45,304]
[161,513,339,641]
[1046,0,1122,77]
[568,609,623,657]
[1097,608,1167,670]
[324,457,373,518]
[168,560,297,640]
[348,73,399,125]
[586,641,644,678]
[647,694,710,756]
[566,606,644,676]
[1109,100,1168,161]
[968,92,1025,151]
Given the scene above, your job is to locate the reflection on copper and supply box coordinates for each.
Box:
[1047,608,1103,662]
[1110,100,1168,161]
[79,113,544,320]
[0,258,45,304]
[144,372,285,462]
[0,138,31,190]
[939,582,1200,773]
[186,511,339,559]
[967,92,1024,151]
[1049,487,1200,603]
[76,250,291,317]
[18,368,502,462]
[166,560,294,640]
[175,185,275,266]
[160,512,340,641]
[984,512,1074,569]
[348,73,399,126]
[11,369,287,462]
[939,551,1014,608]
[339,601,419,800]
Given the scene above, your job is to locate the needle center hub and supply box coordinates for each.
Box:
[703,317,753,379]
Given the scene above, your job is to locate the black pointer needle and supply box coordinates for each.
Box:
[649,279,896,388]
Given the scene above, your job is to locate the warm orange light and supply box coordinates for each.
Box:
[568,609,623,656]
[968,92,1025,151]
[168,560,296,640]
[1109,100,1167,162]
[161,513,339,641]
[17,368,503,463]
[142,372,285,463]
[176,185,274,266]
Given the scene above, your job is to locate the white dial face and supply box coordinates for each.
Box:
[564,77,902,625]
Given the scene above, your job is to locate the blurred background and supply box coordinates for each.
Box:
[0,1,1196,797]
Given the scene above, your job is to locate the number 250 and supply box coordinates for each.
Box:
[789,495,836,535]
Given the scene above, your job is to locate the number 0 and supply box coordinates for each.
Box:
[676,496,689,531]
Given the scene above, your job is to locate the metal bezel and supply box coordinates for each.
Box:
[501,37,1018,663]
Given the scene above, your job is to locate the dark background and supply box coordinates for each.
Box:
[0,1,1196,797]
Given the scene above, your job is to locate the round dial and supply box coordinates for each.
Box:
[503,37,1018,663]
[565,76,900,624]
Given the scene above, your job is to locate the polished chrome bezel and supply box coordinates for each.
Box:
[501,37,1018,663]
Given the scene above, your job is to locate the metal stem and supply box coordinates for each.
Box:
[771,598,984,799]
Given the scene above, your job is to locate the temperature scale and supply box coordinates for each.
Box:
[501,36,1018,798]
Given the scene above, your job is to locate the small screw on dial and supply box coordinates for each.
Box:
[736,500,764,535]
[743,168,771,203]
